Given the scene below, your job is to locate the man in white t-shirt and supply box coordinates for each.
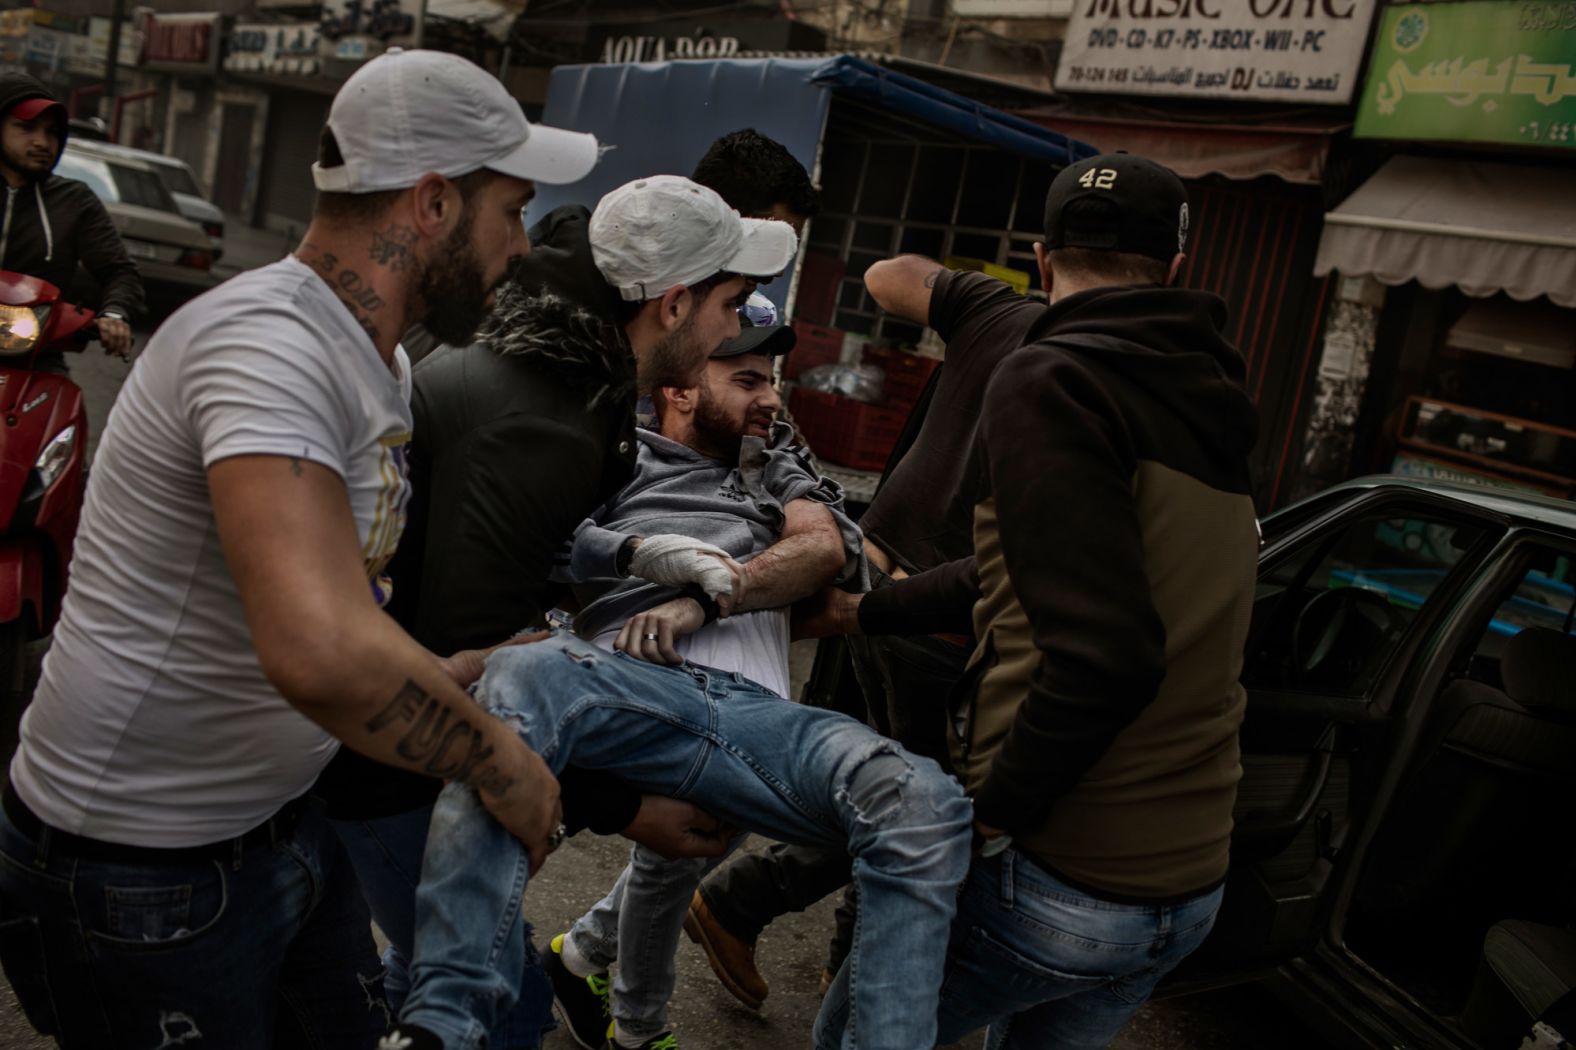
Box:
[0,50,603,1050]
[543,314,867,1050]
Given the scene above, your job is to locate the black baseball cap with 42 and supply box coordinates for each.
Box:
[1044,153,1190,263]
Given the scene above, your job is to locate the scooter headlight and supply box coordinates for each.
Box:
[0,304,42,355]
[35,425,77,490]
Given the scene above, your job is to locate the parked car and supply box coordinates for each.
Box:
[1165,476,1575,1050]
[69,141,226,261]
[65,116,108,142]
[55,142,219,307]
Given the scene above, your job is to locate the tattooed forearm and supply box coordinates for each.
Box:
[367,681,516,795]
[369,224,418,271]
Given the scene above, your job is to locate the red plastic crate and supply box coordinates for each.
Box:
[863,346,941,410]
[789,387,909,472]
[785,321,843,380]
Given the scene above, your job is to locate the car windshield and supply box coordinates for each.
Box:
[109,163,179,213]
[154,161,202,198]
[54,152,118,202]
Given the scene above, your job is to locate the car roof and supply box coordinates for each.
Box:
[65,139,190,173]
[1320,475,1576,531]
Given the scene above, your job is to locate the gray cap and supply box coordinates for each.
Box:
[589,175,799,303]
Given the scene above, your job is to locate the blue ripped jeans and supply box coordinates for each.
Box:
[400,638,973,1050]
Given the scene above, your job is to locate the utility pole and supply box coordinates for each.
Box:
[102,0,127,108]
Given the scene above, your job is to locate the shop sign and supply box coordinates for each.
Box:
[1055,0,1378,102]
[141,12,221,74]
[1355,1,1576,150]
[88,16,144,71]
[319,0,424,55]
[25,25,68,70]
[226,22,323,76]
[0,9,32,65]
[598,33,741,63]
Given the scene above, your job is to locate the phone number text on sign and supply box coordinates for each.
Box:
[1055,0,1377,102]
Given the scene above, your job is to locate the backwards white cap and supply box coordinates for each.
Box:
[312,48,600,193]
[589,175,799,303]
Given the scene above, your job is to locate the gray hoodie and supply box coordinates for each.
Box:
[560,421,867,639]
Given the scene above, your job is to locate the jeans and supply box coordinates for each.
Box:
[332,806,554,1049]
[0,795,388,1049]
[932,849,1223,1050]
[697,632,970,968]
[565,835,745,1041]
[401,638,973,1050]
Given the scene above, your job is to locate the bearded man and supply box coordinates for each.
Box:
[537,316,864,1050]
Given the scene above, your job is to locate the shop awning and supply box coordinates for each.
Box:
[1014,106,1345,185]
[1314,156,1576,308]
[806,57,1095,169]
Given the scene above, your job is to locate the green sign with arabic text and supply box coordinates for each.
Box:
[1356,1,1576,150]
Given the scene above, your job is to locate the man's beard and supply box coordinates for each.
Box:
[0,143,52,182]
[692,384,745,464]
[638,309,710,394]
[417,211,492,347]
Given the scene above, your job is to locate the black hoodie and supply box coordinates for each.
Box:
[864,275,1261,901]
[0,73,144,320]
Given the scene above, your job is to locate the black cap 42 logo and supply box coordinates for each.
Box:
[1078,167,1118,190]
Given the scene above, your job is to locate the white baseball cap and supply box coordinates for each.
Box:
[589,175,799,303]
[312,49,600,193]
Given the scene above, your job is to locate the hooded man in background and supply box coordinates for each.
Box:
[0,73,140,358]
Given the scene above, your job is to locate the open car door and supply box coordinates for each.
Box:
[1166,487,1509,987]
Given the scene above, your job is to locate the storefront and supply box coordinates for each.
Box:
[223,0,424,232]
[1303,0,1576,500]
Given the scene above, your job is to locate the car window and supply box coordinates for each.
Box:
[1244,514,1488,696]
[154,162,202,198]
[109,164,176,212]
[1472,555,1574,665]
[54,153,118,202]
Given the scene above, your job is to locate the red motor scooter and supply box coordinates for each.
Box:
[0,270,95,763]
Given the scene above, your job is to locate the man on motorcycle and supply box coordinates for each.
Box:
[0,73,141,358]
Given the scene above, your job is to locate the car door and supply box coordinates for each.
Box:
[1168,486,1510,985]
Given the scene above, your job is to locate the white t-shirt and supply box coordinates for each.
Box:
[10,257,413,846]
[592,608,792,699]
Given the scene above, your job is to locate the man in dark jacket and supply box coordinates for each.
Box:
[805,153,1261,1049]
[0,74,141,355]
[318,175,798,1048]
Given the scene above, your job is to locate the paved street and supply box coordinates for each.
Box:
[0,244,1325,1049]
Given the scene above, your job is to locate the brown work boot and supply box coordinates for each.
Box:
[683,891,769,1009]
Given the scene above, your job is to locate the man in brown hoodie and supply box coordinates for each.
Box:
[810,153,1260,1049]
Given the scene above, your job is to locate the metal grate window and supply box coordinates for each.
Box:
[806,97,1059,344]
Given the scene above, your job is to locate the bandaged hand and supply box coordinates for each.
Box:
[628,535,744,612]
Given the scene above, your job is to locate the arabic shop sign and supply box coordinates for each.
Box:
[141,12,221,74]
[225,22,323,76]
[1055,0,1378,102]
[319,0,424,60]
[1355,2,1576,150]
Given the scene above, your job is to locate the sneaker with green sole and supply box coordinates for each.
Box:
[604,1031,680,1050]
[546,933,612,1050]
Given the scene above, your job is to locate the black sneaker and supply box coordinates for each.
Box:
[546,933,612,1050]
[376,1025,444,1050]
[605,1033,679,1050]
